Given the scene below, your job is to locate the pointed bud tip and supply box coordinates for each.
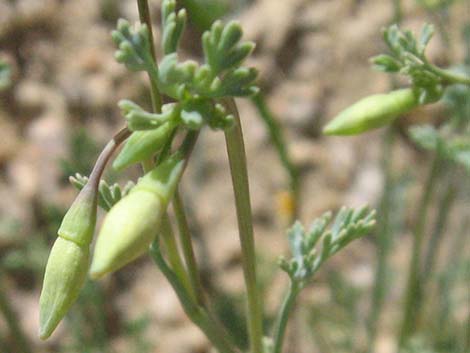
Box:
[112,157,127,172]
[89,263,108,280]
[322,120,359,136]
[39,294,64,340]
[322,123,339,136]
[38,326,52,340]
[39,237,89,340]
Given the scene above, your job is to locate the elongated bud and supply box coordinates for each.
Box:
[113,122,175,171]
[39,127,130,340]
[39,238,90,339]
[39,184,97,339]
[323,88,419,135]
[90,155,184,279]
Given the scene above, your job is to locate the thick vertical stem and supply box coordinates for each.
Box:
[223,99,264,353]
[398,155,441,347]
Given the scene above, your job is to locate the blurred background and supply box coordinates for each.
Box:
[0,0,469,352]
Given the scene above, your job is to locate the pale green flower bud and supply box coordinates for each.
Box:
[39,237,89,340]
[90,155,184,279]
[323,88,419,135]
[39,183,97,339]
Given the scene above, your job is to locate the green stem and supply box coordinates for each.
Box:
[367,128,396,353]
[141,130,199,307]
[136,0,203,312]
[465,306,470,353]
[137,0,164,171]
[421,172,457,288]
[272,281,301,353]
[160,213,196,302]
[392,0,402,24]
[173,190,205,306]
[427,65,470,86]
[251,93,300,223]
[150,240,238,353]
[135,4,232,350]
[437,216,469,346]
[398,155,441,347]
[223,98,264,353]
[142,158,195,300]
[0,275,32,353]
[137,0,163,112]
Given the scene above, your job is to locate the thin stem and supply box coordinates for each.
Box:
[143,131,200,303]
[421,172,457,287]
[223,98,264,353]
[135,4,232,350]
[272,281,301,353]
[251,93,300,223]
[0,273,32,353]
[79,127,131,211]
[398,155,441,348]
[160,213,196,302]
[465,312,470,353]
[137,0,163,112]
[437,217,469,345]
[367,128,396,352]
[426,64,470,86]
[136,0,203,322]
[173,190,205,306]
[178,130,200,164]
[392,0,402,24]
[88,127,132,190]
[150,240,238,353]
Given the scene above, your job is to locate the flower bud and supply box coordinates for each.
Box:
[90,155,184,279]
[39,183,97,339]
[323,88,419,135]
[39,238,89,340]
[112,122,175,171]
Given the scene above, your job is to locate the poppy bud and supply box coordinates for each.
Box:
[39,183,97,339]
[323,88,419,135]
[112,122,175,171]
[90,155,184,279]
[39,238,89,339]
